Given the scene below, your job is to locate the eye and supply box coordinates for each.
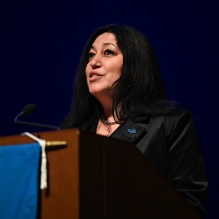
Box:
[88,52,95,59]
[104,49,115,55]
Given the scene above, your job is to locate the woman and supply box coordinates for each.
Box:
[62,24,208,215]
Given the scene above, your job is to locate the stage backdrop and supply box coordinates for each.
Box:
[0,1,218,218]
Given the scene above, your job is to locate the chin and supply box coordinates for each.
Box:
[89,88,111,99]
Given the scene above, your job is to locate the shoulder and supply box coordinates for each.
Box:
[128,109,194,131]
[149,109,196,136]
[149,109,193,125]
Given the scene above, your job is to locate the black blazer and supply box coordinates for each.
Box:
[109,110,208,215]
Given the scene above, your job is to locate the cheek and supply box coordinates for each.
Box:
[115,59,123,75]
[85,65,90,78]
[114,64,123,78]
[114,71,122,80]
[109,60,123,75]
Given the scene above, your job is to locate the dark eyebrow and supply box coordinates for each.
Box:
[103,43,118,49]
[90,43,119,50]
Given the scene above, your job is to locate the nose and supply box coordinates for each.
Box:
[89,54,102,69]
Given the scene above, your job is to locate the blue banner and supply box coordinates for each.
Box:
[0,143,40,219]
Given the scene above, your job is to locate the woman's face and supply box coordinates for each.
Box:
[85,32,123,100]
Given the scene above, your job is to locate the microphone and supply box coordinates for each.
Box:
[14,103,60,130]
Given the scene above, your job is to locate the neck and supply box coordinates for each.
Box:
[96,116,120,137]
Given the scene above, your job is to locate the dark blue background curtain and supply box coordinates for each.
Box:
[0,1,218,218]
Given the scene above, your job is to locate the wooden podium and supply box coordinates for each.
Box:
[0,129,201,219]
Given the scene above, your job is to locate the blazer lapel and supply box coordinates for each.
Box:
[110,117,149,143]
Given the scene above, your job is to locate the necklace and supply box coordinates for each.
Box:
[101,117,117,125]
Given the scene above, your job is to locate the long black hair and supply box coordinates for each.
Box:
[61,24,180,130]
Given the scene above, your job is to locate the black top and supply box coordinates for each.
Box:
[90,110,208,215]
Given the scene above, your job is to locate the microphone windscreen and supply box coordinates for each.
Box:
[22,104,36,115]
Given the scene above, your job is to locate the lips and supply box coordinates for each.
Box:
[89,72,103,82]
